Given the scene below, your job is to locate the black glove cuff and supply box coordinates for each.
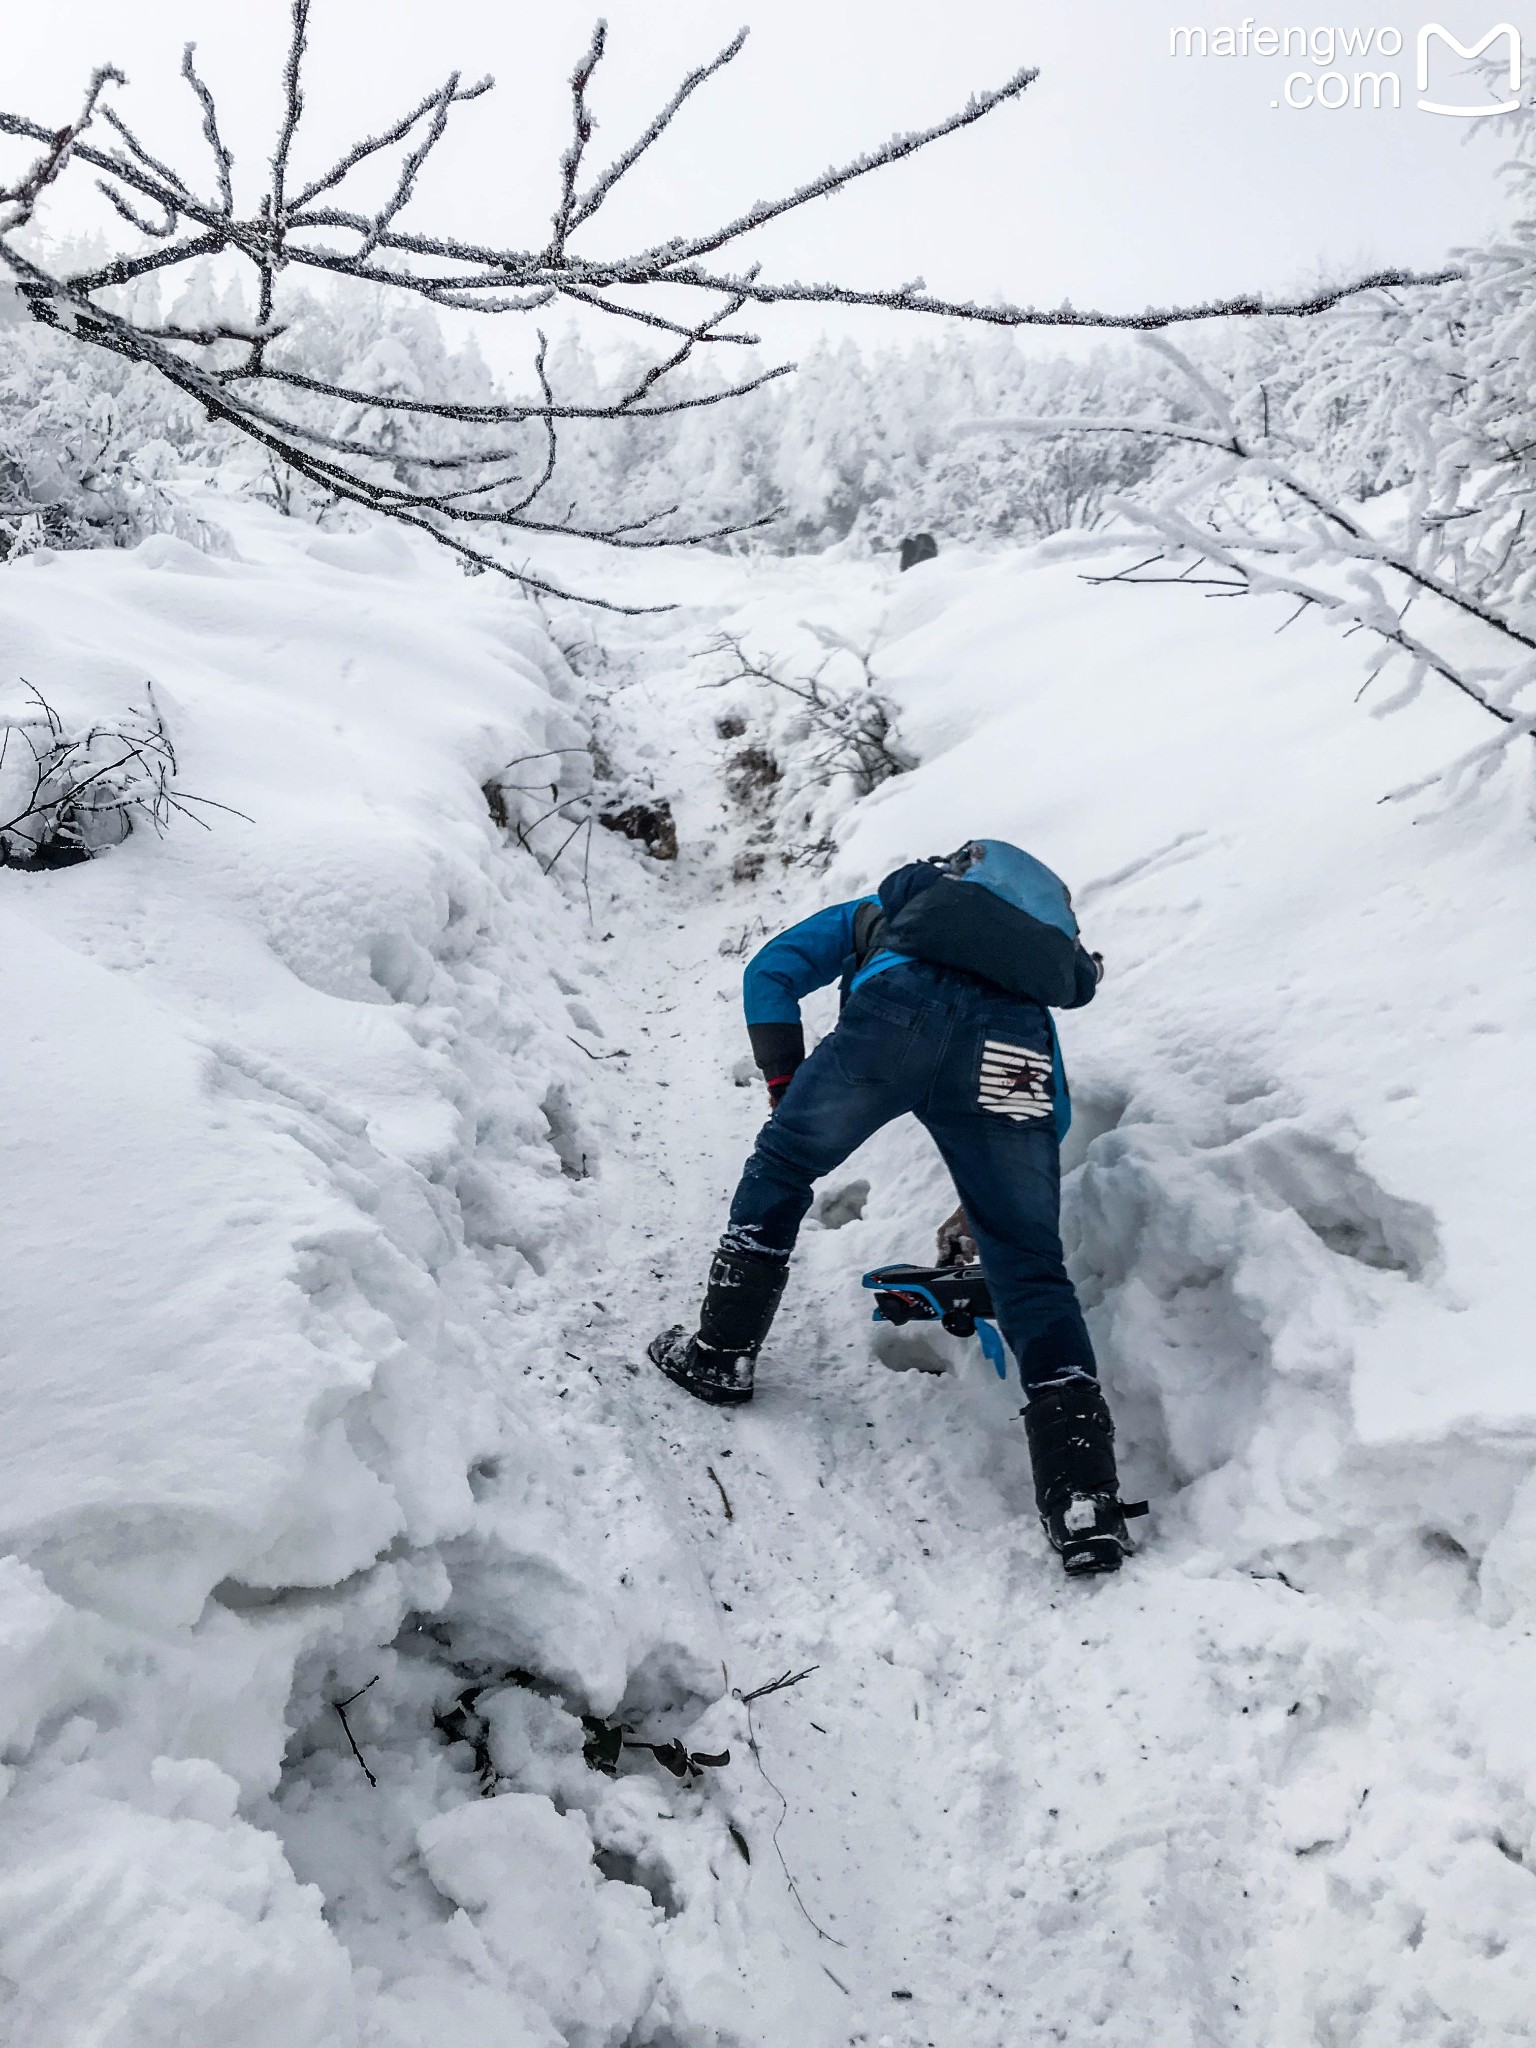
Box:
[748,1020,805,1082]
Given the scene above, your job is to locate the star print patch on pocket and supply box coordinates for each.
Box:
[977,1039,1053,1121]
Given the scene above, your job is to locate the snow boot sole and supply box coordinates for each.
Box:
[1046,1493,1143,1576]
[648,1326,755,1406]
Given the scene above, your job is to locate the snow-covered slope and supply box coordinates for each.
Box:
[0,513,776,2047]
[2,510,1534,2046]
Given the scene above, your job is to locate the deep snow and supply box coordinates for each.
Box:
[1,504,1535,2046]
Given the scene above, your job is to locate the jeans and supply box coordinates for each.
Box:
[726,961,1097,1390]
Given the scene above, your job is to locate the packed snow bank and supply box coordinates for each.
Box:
[0,511,761,2046]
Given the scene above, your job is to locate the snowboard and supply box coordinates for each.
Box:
[861,1262,1008,1376]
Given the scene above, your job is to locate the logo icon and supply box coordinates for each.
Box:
[1416,23,1521,117]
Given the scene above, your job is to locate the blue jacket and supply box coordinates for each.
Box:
[743,840,1098,1140]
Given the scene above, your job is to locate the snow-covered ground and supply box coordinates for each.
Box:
[2,504,1534,2046]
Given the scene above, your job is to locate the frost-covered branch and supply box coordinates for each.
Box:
[704,629,911,797]
[642,262,1463,333]
[561,27,749,245]
[969,314,1536,785]
[0,2,1458,606]
[0,681,238,867]
[0,63,123,233]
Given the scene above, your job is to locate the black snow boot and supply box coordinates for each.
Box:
[648,1244,788,1406]
[1022,1375,1145,1577]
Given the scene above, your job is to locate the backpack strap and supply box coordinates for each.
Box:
[838,898,889,1004]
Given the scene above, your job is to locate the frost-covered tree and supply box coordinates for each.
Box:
[518,330,1201,556]
[965,88,1536,796]
[0,283,223,559]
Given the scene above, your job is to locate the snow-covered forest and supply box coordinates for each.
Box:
[2,10,1536,2046]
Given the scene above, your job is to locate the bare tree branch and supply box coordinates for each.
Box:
[982,332,1536,757]
[0,1,1465,608]
[998,409,1536,690]
[549,22,606,261]
[0,64,123,232]
[642,262,1465,332]
[65,231,226,295]
[212,357,790,423]
[246,0,310,370]
[99,104,193,200]
[555,283,758,344]
[353,71,462,264]
[566,26,749,237]
[290,76,493,216]
[269,0,309,248]
[502,331,559,517]
[624,63,1041,273]
[95,178,178,240]
[181,42,234,216]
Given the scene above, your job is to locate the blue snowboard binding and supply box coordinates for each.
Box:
[862,1262,1009,1377]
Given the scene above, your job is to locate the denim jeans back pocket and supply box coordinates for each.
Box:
[831,986,920,1086]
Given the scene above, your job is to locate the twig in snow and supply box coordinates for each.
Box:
[706,1463,734,1520]
[0,680,241,866]
[334,1675,380,1787]
[702,631,910,799]
[738,1664,817,1705]
[494,747,592,776]
[580,814,594,927]
[542,811,591,874]
[486,752,610,890]
[566,1034,629,1059]
[736,1683,845,1948]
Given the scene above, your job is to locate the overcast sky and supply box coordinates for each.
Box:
[3,1,1516,363]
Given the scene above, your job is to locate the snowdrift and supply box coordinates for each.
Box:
[0,512,771,2047]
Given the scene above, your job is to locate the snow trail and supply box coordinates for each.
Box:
[3,514,1536,2043]
[569,836,1297,2048]
[533,545,1536,2046]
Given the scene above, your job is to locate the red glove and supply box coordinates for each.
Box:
[767,1073,795,1110]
